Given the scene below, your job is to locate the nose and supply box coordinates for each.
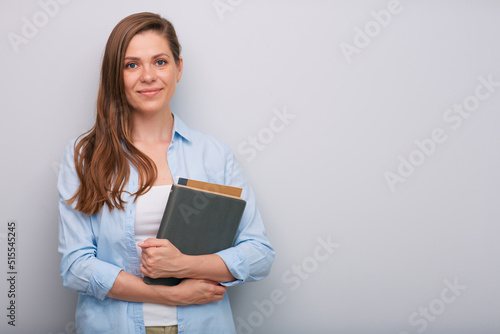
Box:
[140,65,156,83]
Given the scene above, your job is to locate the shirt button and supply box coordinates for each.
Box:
[179,325,185,330]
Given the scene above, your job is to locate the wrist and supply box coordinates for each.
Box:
[154,284,181,306]
[179,254,197,278]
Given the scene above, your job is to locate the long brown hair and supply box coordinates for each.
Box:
[67,12,182,215]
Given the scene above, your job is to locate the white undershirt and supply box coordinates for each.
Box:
[134,184,177,326]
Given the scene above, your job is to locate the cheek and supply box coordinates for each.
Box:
[123,76,136,101]
[123,75,134,91]
[159,69,178,83]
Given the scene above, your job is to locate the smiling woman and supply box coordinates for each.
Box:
[124,31,183,117]
[123,30,184,187]
[57,12,274,334]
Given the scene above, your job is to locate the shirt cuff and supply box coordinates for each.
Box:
[87,261,123,300]
[216,248,248,286]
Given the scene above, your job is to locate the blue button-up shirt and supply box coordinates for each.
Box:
[58,115,275,334]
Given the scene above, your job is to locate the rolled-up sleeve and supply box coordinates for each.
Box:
[57,140,122,300]
[216,145,275,286]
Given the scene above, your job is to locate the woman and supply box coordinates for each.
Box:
[58,12,274,334]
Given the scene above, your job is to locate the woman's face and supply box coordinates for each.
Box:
[123,30,183,116]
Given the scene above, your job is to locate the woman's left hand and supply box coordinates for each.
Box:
[138,238,188,279]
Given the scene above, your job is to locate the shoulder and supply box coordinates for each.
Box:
[173,114,232,158]
[60,137,78,165]
[173,114,243,185]
[58,137,81,199]
[59,133,91,182]
[190,128,230,153]
[62,134,89,158]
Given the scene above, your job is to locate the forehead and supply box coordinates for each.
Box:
[125,30,172,57]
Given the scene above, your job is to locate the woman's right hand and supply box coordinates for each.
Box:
[169,278,227,305]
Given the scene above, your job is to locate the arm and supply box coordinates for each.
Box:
[137,145,274,286]
[216,146,275,285]
[138,238,235,282]
[58,141,122,300]
[107,270,226,305]
[58,140,225,305]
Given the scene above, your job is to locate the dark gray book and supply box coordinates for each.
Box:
[143,178,246,286]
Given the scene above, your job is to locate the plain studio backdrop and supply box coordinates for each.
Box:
[1,1,499,333]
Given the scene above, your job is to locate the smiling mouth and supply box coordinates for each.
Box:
[138,88,162,97]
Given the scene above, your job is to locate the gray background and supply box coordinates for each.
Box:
[1,0,499,333]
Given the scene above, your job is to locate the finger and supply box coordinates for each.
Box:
[202,279,220,285]
[141,247,153,258]
[201,281,226,295]
[214,286,227,295]
[141,245,163,260]
[139,265,148,276]
[140,254,158,270]
[140,264,152,277]
[138,238,169,248]
[140,264,160,278]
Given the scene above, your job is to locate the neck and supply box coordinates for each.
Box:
[131,109,174,145]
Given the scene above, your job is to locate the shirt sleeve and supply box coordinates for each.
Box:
[215,145,275,286]
[57,140,122,300]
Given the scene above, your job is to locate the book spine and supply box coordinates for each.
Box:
[156,185,177,239]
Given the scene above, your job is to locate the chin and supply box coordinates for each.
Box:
[134,104,170,115]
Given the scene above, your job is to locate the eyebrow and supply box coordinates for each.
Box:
[124,53,172,62]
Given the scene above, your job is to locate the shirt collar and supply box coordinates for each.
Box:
[171,113,192,143]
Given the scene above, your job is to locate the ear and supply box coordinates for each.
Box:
[176,56,183,83]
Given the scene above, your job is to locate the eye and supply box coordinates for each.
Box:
[156,60,167,66]
[125,63,138,69]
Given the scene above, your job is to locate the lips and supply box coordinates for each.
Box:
[137,88,162,98]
